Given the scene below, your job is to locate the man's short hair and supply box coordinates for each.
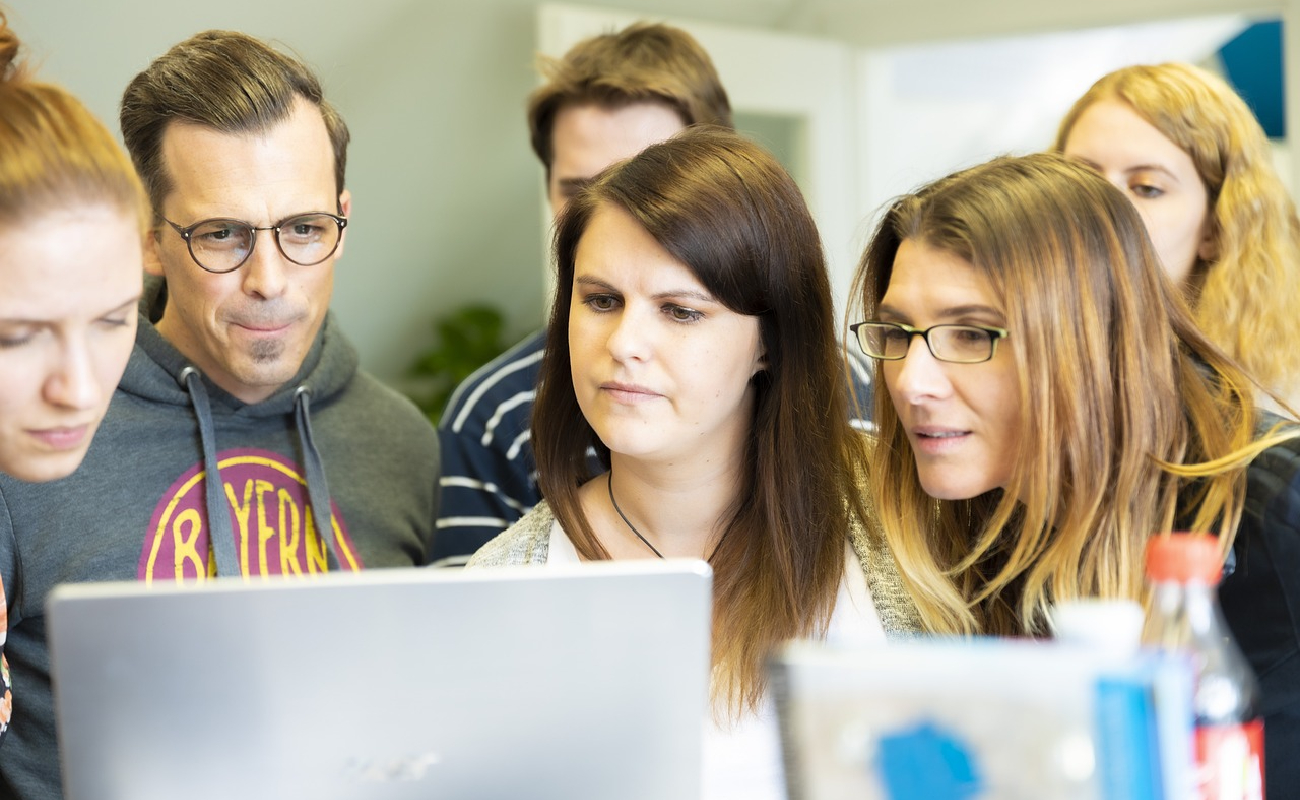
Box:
[120,30,350,215]
[526,22,732,175]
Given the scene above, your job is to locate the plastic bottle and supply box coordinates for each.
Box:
[1142,533,1264,800]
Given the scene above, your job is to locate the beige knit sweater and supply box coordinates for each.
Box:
[467,499,923,638]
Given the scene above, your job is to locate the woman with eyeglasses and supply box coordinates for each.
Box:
[1055,62,1300,413]
[0,13,148,738]
[851,151,1300,795]
[469,126,921,800]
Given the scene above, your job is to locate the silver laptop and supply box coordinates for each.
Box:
[771,639,1190,800]
[47,560,712,800]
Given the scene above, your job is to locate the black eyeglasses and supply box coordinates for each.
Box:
[851,321,1009,364]
[160,212,348,274]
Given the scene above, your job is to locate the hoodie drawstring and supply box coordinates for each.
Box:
[179,368,342,577]
[294,385,342,571]
[179,367,241,577]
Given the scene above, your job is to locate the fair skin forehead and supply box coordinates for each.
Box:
[0,206,143,482]
[878,243,1005,326]
[547,102,685,215]
[154,100,345,225]
[879,239,1020,501]
[0,209,141,323]
[1063,98,1214,285]
[146,96,349,404]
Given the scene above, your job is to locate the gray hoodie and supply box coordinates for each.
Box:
[0,277,439,799]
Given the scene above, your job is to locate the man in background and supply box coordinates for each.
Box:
[0,30,438,798]
[434,23,733,561]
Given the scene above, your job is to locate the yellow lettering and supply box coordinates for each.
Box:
[304,510,329,574]
[254,479,276,578]
[225,479,254,578]
[171,509,204,580]
[277,488,302,576]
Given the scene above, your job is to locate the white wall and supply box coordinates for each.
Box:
[856,15,1257,238]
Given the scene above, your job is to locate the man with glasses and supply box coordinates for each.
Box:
[0,31,437,798]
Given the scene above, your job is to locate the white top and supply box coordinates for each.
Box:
[547,523,886,800]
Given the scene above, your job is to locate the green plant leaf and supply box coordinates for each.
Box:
[404,303,512,424]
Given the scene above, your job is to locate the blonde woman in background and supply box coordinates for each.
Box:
[1056,62,1300,412]
[0,10,148,741]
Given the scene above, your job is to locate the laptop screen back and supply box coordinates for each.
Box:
[48,560,712,800]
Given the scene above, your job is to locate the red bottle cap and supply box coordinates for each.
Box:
[1145,533,1222,583]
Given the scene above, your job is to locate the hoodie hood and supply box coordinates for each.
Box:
[120,276,359,416]
[119,275,358,575]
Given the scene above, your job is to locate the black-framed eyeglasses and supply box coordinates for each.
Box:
[851,321,1009,364]
[160,212,348,274]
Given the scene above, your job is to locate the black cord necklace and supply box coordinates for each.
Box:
[607,471,665,559]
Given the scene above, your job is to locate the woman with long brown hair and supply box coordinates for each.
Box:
[469,126,919,798]
[852,151,1300,795]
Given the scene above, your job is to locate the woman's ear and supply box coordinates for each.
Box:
[751,338,768,377]
[1197,214,1219,263]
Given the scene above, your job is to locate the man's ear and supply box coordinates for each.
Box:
[143,229,166,277]
[334,189,353,261]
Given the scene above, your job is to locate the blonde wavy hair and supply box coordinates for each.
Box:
[1055,62,1300,406]
[853,153,1296,636]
